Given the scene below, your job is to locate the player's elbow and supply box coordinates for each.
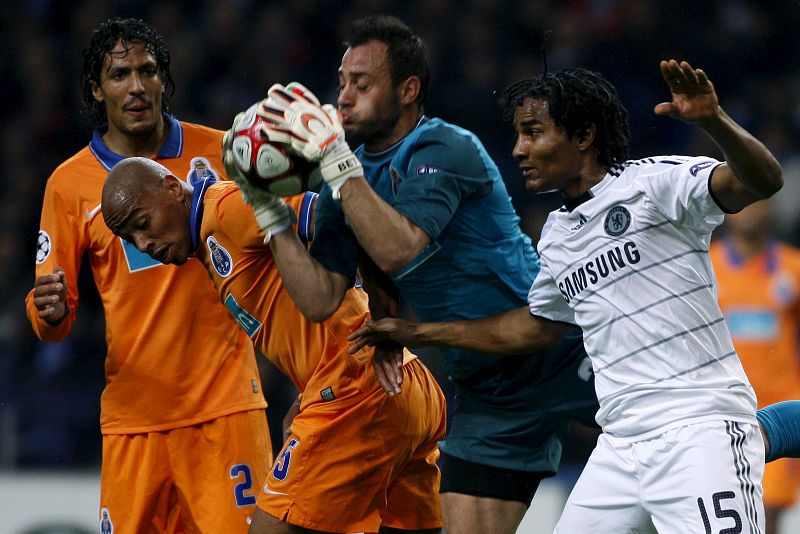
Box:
[374,226,430,274]
[762,161,784,198]
[300,302,337,323]
[748,158,784,200]
[376,254,414,275]
[297,292,345,323]
[375,243,428,274]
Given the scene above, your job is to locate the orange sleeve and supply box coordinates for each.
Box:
[25,168,89,341]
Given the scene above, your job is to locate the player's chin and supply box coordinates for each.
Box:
[342,121,359,137]
[525,178,557,194]
[525,179,544,192]
[170,253,190,266]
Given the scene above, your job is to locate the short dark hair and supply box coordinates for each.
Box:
[81,17,175,129]
[501,69,631,169]
[344,15,430,106]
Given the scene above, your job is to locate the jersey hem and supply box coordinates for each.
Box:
[603,412,758,443]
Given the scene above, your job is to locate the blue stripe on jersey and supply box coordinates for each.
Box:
[189,176,218,252]
[298,191,317,245]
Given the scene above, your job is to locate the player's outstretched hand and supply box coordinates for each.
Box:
[262,82,362,200]
[348,318,422,351]
[223,121,295,242]
[32,267,68,324]
[654,59,720,125]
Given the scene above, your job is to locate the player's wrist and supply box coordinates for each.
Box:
[253,201,296,243]
[321,143,363,200]
[44,304,69,326]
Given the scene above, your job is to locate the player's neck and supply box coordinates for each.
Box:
[103,118,168,158]
[562,163,607,199]
[364,110,422,152]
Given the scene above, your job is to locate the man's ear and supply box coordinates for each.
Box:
[163,174,185,200]
[398,76,421,107]
[576,124,597,151]
[91,80,104,103]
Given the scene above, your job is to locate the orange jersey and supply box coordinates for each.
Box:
[710,238,800,406]
[25,118,266,434]
[193,181,443,531]
[195,181,388,402]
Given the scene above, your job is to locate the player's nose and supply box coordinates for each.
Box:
[337,84,353,109]
[134,235,153,254]
[511,137,527,160]
[129,72,145,94]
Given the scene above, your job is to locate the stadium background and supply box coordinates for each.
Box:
[2,0,800,532]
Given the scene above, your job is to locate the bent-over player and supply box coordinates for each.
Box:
[102,156,446,534]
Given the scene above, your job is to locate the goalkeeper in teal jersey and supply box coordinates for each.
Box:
[228,14,800,534]
[232,15,597,534]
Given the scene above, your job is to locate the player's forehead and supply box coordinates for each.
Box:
[103,40,156,71]
[514,97,553,129]
[103,197,145,235]
[339,40,390,80]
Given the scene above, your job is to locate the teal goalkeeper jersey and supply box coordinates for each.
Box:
[311,117,539,381]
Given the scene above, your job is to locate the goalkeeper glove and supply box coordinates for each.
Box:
[259,82,362,200]
[222,125,296,243]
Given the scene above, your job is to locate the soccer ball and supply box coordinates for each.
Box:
[226,104,320,196]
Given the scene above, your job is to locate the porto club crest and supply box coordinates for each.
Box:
[206,236,233,277]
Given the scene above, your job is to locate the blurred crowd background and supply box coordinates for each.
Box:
[2,0,800,473]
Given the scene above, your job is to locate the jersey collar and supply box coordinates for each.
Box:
[189,176,217,253]
[563,190,595,212]
[560,166,624,212]
[88,114,184,170]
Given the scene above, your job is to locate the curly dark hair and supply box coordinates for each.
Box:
[344,15,430,107]
[500,69,631,169]
[81,17,175,129]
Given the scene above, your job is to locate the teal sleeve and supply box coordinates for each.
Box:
[757,400,800,463]
[393,129,493,240]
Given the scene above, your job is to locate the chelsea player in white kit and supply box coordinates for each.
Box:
[349,59,799,533]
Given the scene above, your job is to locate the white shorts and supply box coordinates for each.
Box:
[554,420,765,533]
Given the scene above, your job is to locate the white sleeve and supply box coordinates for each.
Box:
[528,262,575,323]
[639,156,725,232]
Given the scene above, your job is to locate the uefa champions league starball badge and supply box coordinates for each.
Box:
[36,230,51,264]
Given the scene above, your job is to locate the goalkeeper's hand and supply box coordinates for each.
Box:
[259,82,362,200]
[222,124,295,243]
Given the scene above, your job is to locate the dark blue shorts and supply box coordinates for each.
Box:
[439,328,598,474]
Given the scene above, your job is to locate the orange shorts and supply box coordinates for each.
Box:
[257,358,446,532]
[763,458,800,508]
[100,409,272,533]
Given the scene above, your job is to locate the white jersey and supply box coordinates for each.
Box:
[529,155,757,438]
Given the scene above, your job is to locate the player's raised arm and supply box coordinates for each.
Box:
[221,106,352,322]
[348,306,569,357]
[654,59,782,212]
[266,82,431,274]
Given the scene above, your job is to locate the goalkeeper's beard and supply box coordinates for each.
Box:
[347,96,403,149]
